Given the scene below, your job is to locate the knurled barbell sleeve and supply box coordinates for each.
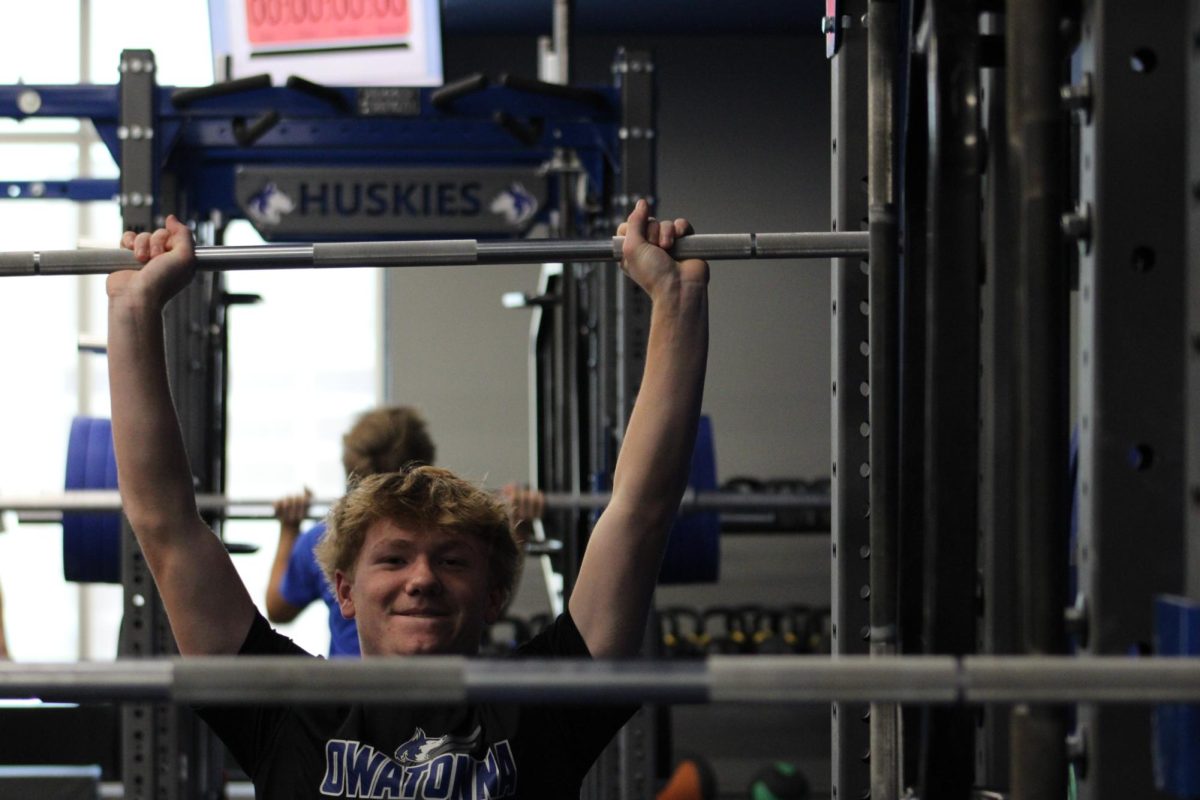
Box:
[0,248,149,275]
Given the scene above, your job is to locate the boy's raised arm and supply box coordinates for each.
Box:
[568,200,710,658]
[107,217,256,655]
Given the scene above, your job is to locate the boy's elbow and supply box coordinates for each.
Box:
[607,493,677,535]
[124,508,177,539]
[123,505,203,552]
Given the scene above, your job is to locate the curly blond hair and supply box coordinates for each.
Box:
[341,407,435,479]
[315,466,522,606]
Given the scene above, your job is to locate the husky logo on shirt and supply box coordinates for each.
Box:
[320,729,517,798]
[394,726,482,765]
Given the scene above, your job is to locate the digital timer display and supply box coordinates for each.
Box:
[244,0,410,48]
[209,0,441,86]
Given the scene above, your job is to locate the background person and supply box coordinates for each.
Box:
[265,406,435,657]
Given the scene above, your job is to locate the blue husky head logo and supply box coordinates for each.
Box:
[488,182,538,227]
[246,181,295,226]
[394,726,483,765]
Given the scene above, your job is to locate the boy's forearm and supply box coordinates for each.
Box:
[104,222,259,655]
[107,299,200,535]
[610,278,709,524]
[569,277,708,657]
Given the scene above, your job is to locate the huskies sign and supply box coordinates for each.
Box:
[235,167,546,240]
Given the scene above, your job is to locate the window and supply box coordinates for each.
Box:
[221,221,381,655]
[0,1,380,661]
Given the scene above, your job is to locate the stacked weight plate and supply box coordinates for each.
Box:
[62,416,120,583]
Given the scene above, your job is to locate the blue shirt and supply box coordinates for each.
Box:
[279,522,361,657]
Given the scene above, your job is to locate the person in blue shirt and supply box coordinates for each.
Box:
[265,406,436,656]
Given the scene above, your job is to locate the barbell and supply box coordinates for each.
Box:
[0,416,828,584]
[0,231,869,276]
[2,655,1199,705]
[4,488,828,516]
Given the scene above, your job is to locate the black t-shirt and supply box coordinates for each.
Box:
[195,611,637,799]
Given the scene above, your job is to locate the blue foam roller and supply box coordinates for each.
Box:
[659,415,720,584]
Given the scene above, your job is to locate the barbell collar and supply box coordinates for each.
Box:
[3,655,1200,705]
[0,231,870,276]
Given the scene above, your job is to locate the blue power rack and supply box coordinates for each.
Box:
[0,64,626,241]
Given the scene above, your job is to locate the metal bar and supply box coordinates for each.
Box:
[0,661,174,702]
[19,509,829,536]
[592,50,660,800]
[897,1,930,789]
[830,1,873,797]
[552,0,572,85]
[977,8,1018,791]
[117,49,156,234]
[867,0,902,796]
[1009,0,1070,798]
[0,232,871,276]
[116,47,205,800]
[0,489,830,515]
[74,0,96,663]
[3,656,1200,705]
[920,1,982,797]
[1076,3,1188,799]
[1189,0,1200,601]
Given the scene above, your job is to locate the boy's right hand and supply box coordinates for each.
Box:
[108,214,197,309]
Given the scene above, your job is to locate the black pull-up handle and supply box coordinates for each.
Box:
[284,75,352,113]
[430,73,490,110]
[170,74,273,108]
[496,73,609,109]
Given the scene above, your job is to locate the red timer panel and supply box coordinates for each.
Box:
[245,0,410,48]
